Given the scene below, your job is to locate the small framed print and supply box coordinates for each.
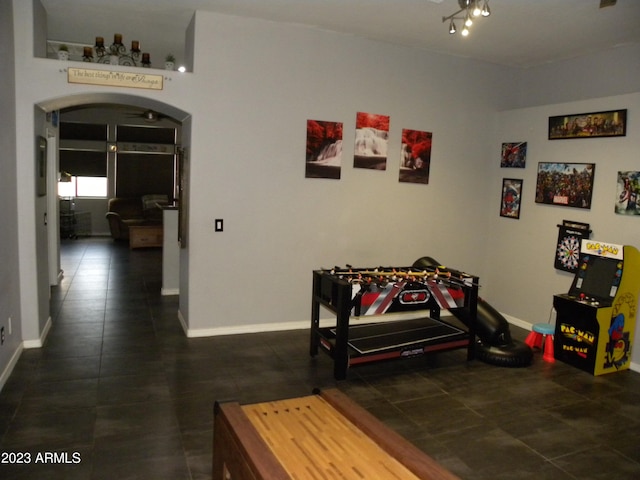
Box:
[500,178,522,219]
[501,142,526,168]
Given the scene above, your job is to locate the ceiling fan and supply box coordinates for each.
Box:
[126,109,168,123]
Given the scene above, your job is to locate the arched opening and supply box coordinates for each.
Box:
[33,93,190,346]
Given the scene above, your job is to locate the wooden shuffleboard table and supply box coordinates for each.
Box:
[213,388,460,480]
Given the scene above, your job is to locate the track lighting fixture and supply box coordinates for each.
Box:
[442,0,490,37]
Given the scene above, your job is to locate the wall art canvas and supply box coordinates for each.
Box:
[399,129,432,184]
[548,109,626,140]
[615,171,640,216]
[535,162,595,209]
[353,112,389,170]
[501,142,527,168]
[500,178,523,219]
[305,120,343,179]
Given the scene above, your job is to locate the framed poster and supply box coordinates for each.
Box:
[535,163,595,209]
[500,142,527,168]
[615,171,640,216]
[500,178,523,219]
[548,109,626,139]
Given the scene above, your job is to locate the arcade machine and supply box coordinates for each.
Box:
[553,240,640,375]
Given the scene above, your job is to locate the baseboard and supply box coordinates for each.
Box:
[177,310,640,374]
[177,309,188,337]
[184,320,308,338]
[22,316,52,349]
[500,313,534,331]
[161,288,179,296]
[181,311,452,339]
[0,343,24,392]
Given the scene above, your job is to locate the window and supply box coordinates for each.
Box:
[58,119,178,200]
[59,122,108,197]
[58,176,108,198]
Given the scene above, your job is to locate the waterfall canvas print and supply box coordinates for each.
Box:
[305,120,343,179]
[353,112,389,170]
[399,129,432,184]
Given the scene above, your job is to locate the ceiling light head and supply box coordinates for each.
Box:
[444,0,491,36]
[481,0,491,16]
[472,1,482,17]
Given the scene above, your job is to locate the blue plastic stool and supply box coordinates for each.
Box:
[525,323,555,362]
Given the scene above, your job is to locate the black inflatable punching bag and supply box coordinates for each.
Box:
[412,256,532,367]
[412,256,512,346]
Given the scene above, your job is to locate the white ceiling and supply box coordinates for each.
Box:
[41,0,640,68]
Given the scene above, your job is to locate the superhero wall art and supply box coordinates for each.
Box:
[615,171,640,216]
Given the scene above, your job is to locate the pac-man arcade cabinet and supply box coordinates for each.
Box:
[553,241,640,375]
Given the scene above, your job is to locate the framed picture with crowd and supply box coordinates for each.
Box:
[535,162,595,209]
[548,109,626,140]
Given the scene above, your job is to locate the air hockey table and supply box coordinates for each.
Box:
[213,388,460,480]
[310,265,480,379]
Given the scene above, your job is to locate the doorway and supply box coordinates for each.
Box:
[34,93,190,348]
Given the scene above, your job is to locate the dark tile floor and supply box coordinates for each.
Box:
[1,238,640,479]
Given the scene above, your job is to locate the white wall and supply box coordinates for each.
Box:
[0,0,23,390]
[182,12,516,334]
[513,44,640,109]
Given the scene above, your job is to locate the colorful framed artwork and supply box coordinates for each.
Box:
[501,142,527,168]
[615,171,640,216]
[399,128,432,184]
[535,162,595,209]
[500,178,523,219]
[353,112,389,170]
[548,109,626,140]
[306,119,343,180]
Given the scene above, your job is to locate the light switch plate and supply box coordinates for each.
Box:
[215,219,223,232]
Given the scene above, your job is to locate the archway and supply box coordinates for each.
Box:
[33,93,190,346]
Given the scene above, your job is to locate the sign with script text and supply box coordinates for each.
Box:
[67,67,163,90]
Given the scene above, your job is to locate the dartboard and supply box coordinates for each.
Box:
[557,235,581,270]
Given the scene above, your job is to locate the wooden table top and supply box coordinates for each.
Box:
[242,394,421,480]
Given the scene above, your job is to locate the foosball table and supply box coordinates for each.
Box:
[310,263,479,379]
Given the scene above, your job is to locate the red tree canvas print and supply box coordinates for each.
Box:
[306,120,343,179]
[399,129,432,184]
[353,112,389,170]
